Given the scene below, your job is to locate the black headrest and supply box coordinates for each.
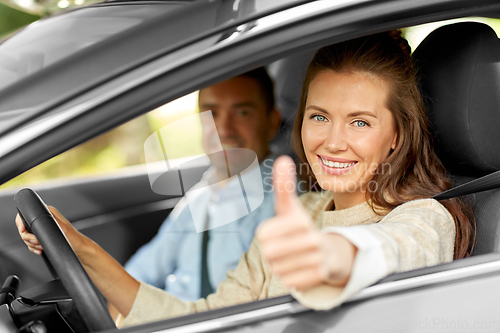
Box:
[413,22,500,176]
[269,49,315,155]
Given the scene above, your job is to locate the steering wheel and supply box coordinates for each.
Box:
[15,188,116,332]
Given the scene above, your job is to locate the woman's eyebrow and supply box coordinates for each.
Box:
[348,111,378,119]
[306,105,329,113]
[306,106,378,119]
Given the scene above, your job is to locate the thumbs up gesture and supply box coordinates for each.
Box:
[256,156,357,290]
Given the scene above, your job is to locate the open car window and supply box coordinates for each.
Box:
[0,92,203,190]
[4,15,500,190]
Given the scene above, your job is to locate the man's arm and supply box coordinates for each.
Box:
[120,238,271,327]
[124,212,185,288]
[109,204,190,319]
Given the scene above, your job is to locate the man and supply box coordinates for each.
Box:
[124,68,281,301]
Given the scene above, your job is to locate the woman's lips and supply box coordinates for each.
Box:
[317,155,357,175]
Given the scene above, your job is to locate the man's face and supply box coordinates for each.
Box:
[199,76,279,171]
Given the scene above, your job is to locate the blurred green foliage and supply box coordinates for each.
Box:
[0,96,204,190]
[0,3,40,38]
[147,108,205,162]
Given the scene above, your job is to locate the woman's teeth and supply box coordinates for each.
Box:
[320,157,356,168]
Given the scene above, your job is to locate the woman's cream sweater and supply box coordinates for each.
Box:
[120,192,455,327]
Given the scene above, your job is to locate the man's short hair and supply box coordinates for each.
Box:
[239,67,275,113]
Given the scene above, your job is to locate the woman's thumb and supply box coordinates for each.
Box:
[273,156,299,216]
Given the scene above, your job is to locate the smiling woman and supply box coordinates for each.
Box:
[256,31,475,310]
[301,70,397,209]
[292,31,475,259]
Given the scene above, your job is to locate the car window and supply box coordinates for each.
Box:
[0,91,202,190]
[404,17,500,49]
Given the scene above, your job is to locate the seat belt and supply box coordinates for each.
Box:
[432,170,500,200]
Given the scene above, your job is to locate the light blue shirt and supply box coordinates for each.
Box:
[125,153,276,301]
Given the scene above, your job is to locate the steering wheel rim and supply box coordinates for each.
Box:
[15,188,116,332]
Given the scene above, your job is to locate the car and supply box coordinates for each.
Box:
[1,0,500,332]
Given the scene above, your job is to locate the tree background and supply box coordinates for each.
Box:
[0,0,102,38]
[0,1,204,189]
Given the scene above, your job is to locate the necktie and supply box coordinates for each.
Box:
[200,217,213,298]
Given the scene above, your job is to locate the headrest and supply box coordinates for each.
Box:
[413,22,500,176]
[268,49,315,155]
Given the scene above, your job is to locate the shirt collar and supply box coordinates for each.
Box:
[199,150,279,193]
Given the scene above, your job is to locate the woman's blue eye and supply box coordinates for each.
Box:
[353,120,369,127]
[312,115,327,122]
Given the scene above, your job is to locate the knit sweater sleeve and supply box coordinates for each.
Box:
[120,196,456,325]
[292,198,456,310]
[120,237,272,328]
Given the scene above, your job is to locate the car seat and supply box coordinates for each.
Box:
[268,49,316,157]
[413,22,500,255]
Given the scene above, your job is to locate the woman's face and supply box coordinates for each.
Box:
[301,70,397,197]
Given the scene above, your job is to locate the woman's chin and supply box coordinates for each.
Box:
[316,179,360,194]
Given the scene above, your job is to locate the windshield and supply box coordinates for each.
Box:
[0,4,184,92]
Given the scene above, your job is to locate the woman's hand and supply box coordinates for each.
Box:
[256,156,357,290]
[15,206,91,259]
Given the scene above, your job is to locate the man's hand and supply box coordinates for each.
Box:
[256,156,357,290]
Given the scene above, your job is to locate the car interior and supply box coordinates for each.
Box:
[0,13,500,332]
[413,21,500,255]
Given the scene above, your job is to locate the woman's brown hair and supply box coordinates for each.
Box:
[292,31,475,259]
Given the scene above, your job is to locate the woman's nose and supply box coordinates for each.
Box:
[324,125,348,152]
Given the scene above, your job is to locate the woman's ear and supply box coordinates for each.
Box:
[391,132,397,150]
